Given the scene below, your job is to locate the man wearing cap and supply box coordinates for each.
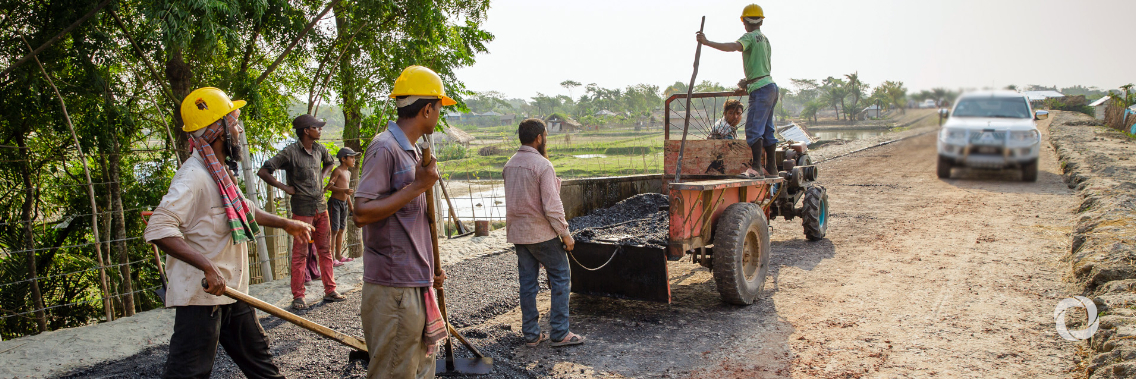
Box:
[146,87,315,378]
[353,65,454,379]
[325,147,360,266]
[697,3,780,178]
[258,114,347,309]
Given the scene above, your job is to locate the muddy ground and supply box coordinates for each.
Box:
[60,116,1081,378]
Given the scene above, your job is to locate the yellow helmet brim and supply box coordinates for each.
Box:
[440,96,457,106]
[232,100,247,110]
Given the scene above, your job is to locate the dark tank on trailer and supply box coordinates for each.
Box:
[567,90,830,305]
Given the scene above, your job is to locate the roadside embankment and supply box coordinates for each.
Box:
[1048,111,1136,378]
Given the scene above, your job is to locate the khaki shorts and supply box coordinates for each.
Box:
[361,283,435,379]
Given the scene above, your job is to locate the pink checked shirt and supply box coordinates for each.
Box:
[503,146,570,245]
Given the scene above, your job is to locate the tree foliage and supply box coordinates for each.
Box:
[0,0,491,339]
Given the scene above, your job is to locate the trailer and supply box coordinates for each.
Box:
[568,90,830,305]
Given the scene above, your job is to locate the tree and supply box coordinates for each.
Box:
[843,72,867,120]
[820,76,847,120]
[560,80,581,99]
[879,81,908,114]
[663,81,688,97]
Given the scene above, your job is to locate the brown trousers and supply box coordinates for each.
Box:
[361,283,435,379]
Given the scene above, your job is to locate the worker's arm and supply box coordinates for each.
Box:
[696,32,743,52]
[321,149,336,180]
[254,208,314,242]
[353,157,439,226]
[539,165,574,251]
[152,237,227,296]
[258,152,296,195]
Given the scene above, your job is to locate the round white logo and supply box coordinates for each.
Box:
[1054,296,1099,341]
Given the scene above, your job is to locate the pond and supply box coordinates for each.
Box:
[812,129,890,141]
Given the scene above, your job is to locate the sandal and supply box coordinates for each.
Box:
[551,332,586,347]
[525,331,548,347]
[291,298,307,310]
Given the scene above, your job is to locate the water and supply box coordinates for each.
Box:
[573,154,607,159]
[813,130,889,141]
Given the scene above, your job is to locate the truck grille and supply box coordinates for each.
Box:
[968,131,1006,145]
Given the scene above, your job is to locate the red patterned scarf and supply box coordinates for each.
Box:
[188,113,260,244]
[423,288,446,356]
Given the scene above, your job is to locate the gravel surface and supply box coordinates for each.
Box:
[569,193,669,248]
[58,251,547,379]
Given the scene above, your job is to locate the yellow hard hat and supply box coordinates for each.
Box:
[388,65,457,106]
[741,4,764,20]
[180,87,246,132]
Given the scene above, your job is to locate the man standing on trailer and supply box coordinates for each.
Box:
[697,4,780,178]
[353,65,452,379]
[258,114,347,310]
[503,118,586,347]
[145,87,315,378]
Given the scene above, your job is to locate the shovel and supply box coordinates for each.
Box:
[200,279,371,362]
[140,211,168,302]
[423,136,494,375]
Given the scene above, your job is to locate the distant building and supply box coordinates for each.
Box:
[1089,96,1112,120]
[1023,90,1065,104]
[858,104,883,120]
[545,114,581,133]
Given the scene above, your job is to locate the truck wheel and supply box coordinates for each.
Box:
[712,203,770,305]
[937,155,952,179]
[801,185,828,241]
[1021,160,1038,182]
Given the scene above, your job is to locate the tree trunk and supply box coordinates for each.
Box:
[108,141,134,316]
[17,135,47,333]
[166,49,193,163]
[336,10,364,259]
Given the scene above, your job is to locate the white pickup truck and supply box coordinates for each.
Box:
[936,90,1048,182]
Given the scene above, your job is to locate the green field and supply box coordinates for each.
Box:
[438,126,666,180]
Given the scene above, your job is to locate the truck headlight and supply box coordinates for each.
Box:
[940,128,966,142]
[1009,130,1039,143]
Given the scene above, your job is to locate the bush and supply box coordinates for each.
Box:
[435,144,468,162]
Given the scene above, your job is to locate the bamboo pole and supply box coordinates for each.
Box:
[20,34,113,322]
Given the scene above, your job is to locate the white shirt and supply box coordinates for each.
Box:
[143,151,255,307]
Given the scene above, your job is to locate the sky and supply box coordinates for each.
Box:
[453,0,1136,100]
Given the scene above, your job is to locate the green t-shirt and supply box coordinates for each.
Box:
[737,30,774,92]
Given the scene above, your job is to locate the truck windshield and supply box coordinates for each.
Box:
[952,97,1031,118]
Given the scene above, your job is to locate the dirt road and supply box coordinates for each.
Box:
[59,118,1080,379]
[506,118,1078,378]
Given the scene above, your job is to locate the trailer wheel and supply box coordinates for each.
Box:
[712,203,770,305]
[801,185,828,241]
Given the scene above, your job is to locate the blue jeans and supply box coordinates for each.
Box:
[745,83,780,147]
[515,238,571,342]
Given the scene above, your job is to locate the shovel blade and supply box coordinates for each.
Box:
[436,358,494,376]
[568,242,671,303]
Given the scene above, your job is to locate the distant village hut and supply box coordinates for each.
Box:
[545,114,581,133]
[1090,96,1111,121]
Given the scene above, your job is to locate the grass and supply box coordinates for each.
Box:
[437,128,666,180]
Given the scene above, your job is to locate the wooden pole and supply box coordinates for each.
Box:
[674,16,706,183]
[209,280,367,351]
[20,34,113,322]
[421,135,457,368]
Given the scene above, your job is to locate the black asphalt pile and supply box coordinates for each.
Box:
[1049,111,1136,379]
[59,251,545,379]
[569,193,669,248]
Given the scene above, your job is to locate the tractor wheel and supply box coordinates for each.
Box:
[1021,160,1038,182]
[937,155,952,179]
[801,185,829,241]
[712,202,770,305]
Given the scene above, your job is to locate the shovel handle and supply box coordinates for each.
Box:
[201,279,368,352]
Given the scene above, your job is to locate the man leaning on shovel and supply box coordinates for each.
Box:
[144,87,315,379]
[353,65,452,379]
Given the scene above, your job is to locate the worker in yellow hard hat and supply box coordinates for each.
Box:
[148,87,314,378]
[353,65,453,379]
[697,4,781,179]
